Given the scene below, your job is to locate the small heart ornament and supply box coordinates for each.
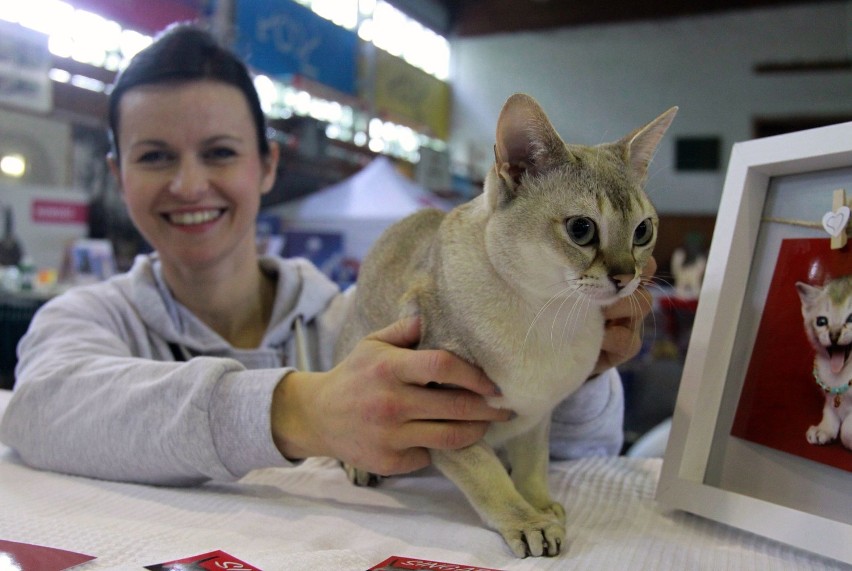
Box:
[822,206,850,238]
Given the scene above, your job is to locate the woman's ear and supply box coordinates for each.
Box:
[261,140,280,195]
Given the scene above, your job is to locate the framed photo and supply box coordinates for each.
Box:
[656,121,852,565]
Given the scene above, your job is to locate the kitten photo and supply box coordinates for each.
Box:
[335,94,676,557]
[796,276,852,451]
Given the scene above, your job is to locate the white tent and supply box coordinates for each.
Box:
[270,157,453,261]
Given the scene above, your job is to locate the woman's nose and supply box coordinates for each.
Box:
[168,158,208,198]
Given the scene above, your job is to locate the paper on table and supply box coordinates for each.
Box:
[0,539,95,570]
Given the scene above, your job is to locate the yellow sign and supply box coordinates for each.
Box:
[370,49,451,140]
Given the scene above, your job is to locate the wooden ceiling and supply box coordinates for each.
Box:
[393,0,842,37]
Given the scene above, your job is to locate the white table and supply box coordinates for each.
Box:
[0,389,846,570]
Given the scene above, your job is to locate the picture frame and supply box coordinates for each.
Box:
[656,121,852,565]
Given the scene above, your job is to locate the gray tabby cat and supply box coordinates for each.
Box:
[796,276,852,450]
[334,94,676,557]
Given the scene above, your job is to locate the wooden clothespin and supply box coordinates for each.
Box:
[823,188,849,250]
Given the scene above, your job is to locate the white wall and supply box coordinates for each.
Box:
[448,3,852,214]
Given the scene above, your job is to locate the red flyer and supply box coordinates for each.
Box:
[145,549,261,570]
[367,555,504,571]
[0,539,96,571]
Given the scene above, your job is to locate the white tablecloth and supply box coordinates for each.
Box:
[0,389,846,570]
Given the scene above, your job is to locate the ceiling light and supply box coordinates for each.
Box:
[0,154,26,178]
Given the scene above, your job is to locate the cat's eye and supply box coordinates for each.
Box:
[633,218,654,246]
[565,217,597,246]
[817,316,828,327]
[846,314,852,324]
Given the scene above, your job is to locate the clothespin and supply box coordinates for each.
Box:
[822,189,849,250]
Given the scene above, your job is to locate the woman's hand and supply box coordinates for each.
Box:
[591,256,657,376]
[270,317,510,476]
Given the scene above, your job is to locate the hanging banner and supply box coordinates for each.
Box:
[234,0,358,96]
[0,22,51,114]
[372,48,450,140]
[69,0,205,34]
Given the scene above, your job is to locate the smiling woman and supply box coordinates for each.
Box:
[108,81,278,281]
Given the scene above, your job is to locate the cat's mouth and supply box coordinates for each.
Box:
[825,343,852,374]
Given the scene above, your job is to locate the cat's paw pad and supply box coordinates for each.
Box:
[806,425,836,445]
[343,462,383,487]
[499,515,565,558]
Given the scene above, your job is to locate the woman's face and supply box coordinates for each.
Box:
[110,80,278,272]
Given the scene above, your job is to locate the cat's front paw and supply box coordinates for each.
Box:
[342,462,383,487]
[540,500,566,524]
[806,425,836,445]
[498,513,565,558]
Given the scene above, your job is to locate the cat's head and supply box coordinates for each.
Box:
[481,93,676,306]
[796,276,852,374]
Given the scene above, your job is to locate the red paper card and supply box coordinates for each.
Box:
[367,555,504,571]
[145,549,260,570]
[0,539,95,571]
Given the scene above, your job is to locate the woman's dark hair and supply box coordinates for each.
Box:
[108,23,270,160]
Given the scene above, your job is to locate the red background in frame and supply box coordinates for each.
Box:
[731,238,852,472]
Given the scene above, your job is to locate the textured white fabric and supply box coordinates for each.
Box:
[0,391,844,571]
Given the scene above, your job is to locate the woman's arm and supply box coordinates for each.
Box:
[0,285,288,485]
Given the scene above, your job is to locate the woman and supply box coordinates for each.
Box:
[0,24,650,485]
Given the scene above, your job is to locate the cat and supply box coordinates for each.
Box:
[334,93,677,557]
[796,276,852,451]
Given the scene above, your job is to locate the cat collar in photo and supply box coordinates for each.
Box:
[812,364,852,408]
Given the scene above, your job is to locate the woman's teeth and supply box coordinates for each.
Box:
[168,210,222,225]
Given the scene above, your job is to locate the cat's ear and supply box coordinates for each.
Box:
[623,106,678,184]
[796,281,822,306]
[490,93,569,208]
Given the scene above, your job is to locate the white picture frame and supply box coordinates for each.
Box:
[656,121,852,565]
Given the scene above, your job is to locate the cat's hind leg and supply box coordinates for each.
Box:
[839,410,852,450]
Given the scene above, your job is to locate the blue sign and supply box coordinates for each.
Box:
[235,0,358,95]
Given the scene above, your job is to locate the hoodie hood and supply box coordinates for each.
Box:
[122,253,340,356]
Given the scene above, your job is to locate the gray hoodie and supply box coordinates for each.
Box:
[0,253,623,486]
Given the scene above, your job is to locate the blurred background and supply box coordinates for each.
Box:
[1,0,850,451]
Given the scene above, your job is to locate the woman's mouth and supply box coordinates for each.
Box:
[164,209,225,226]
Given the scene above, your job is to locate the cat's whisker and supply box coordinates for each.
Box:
[549,285,586,351]
[632,288,656,350]
[550,290,575,350]
[579,295,593,347]
[558,290,587,350]
[645,275,674,292]
[522,284,580,355]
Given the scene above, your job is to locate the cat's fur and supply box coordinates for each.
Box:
[334,94,677,557]
[796,276,852,450]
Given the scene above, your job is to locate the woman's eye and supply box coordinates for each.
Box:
[136,150,171,164]
[565,217,597,246]
[205,147,237,161]
[634,218,654,246]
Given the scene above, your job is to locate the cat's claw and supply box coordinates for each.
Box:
[807,425,836,445]
[500,517,565,558]
[344,463,383,487]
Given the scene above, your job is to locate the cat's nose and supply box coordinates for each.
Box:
[609,273,634,292]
